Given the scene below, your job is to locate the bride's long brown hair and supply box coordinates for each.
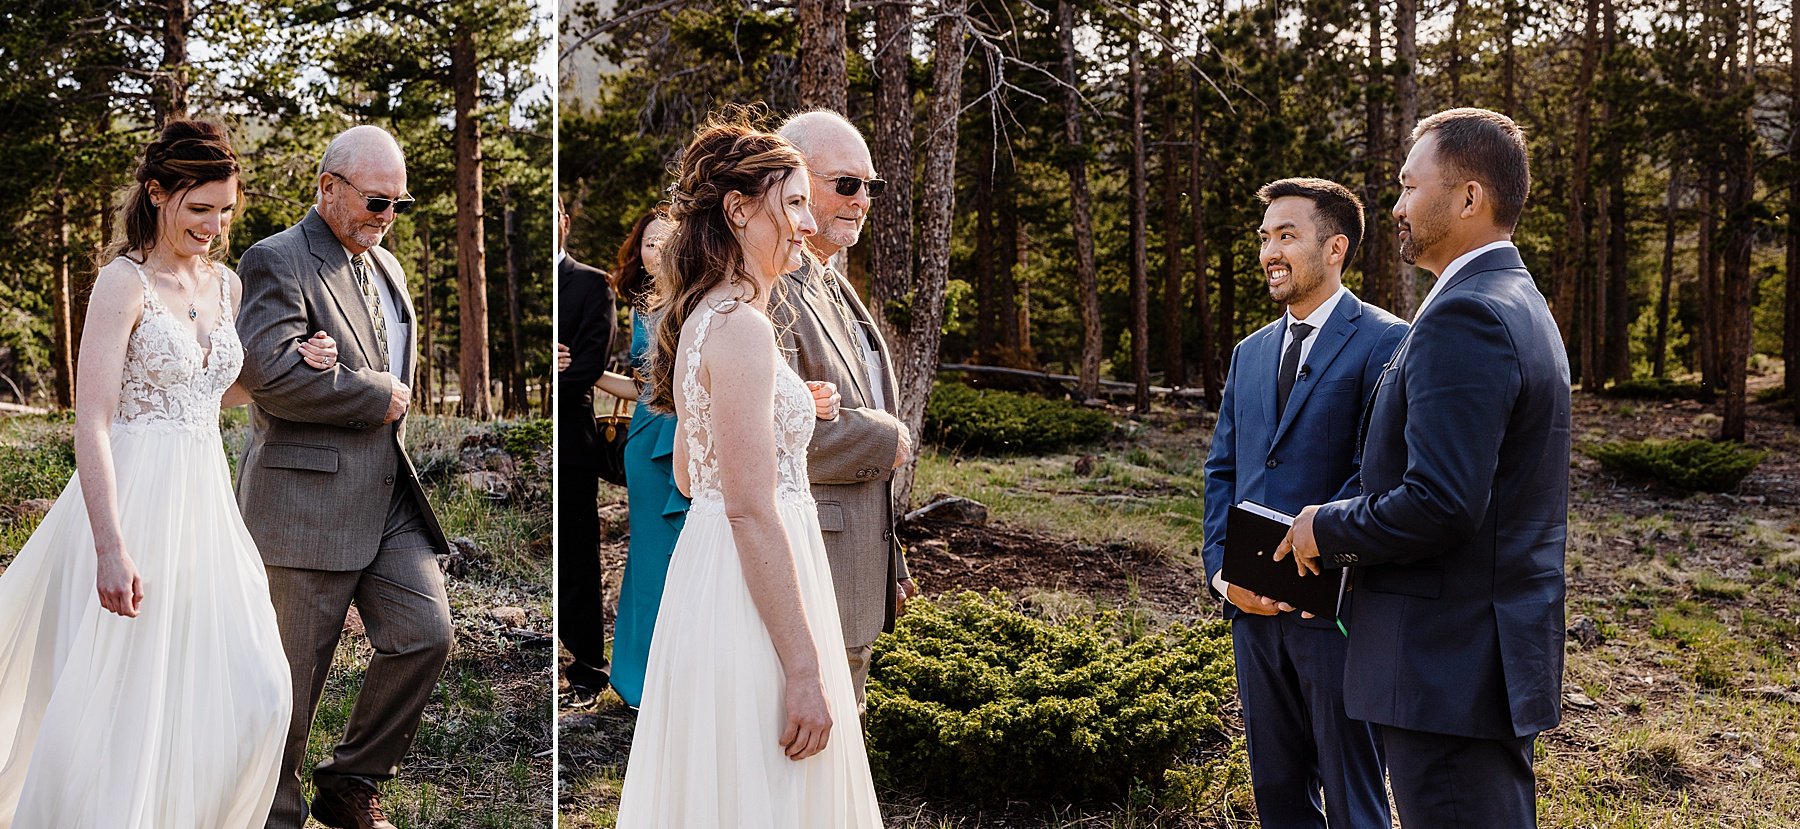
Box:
[647,114,806,413]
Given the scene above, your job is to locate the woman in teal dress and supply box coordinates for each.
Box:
[592,211,688,709]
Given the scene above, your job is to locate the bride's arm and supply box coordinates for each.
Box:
[704,311,834,760]
[73,262,145,618]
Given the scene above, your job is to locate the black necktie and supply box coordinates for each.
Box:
[1276,321,1315,417]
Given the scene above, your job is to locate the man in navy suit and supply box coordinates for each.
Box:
[1202,177,1404,829]
[1281,108,1571,828]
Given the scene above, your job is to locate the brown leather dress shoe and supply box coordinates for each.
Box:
[310,778,397,829]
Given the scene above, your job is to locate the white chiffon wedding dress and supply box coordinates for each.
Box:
[616,303,882,828]
[0,259,291,828]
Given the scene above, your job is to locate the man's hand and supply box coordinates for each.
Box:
[895,577,920,616]
[893,422,914,470]
[1273,504,1323,576]
[556,342,571,372]
[1225,583,1283,616]
[384,378,412,424]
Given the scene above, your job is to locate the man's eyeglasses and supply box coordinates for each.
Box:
[810,171,887,199]
[328,171,416,214]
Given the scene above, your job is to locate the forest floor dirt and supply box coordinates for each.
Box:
[558,375,1800,828]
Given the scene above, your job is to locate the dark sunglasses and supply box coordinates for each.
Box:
[810,170,887,199]
[328,171,416,214]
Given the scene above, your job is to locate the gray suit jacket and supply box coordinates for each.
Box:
[773,258,910,649]
[234,208,448,570]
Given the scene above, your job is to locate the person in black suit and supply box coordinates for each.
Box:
[1203,178,1403,828]
[556,197,618,697]
[1280,108,1571,828]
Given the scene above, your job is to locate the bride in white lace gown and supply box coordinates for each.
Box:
[615,120,882,828]
[0,120,333,828]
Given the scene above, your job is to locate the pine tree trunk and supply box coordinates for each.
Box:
[1190,65,1219,409]
[418,221,434,414]
[1363,0,1389,310]
[1720,0,1756,441]
[1160,9,1185,388]
[1395,0,1420,316]
[156,0,190,124]
[1699,162,1722,395]
[1502,0,1518,115]
[504,197,526,416]
[974,135,997,363]
[1654,162,1680,379]
[889,0,965,512]
[1788,0,1800,423]
[797,0,849,113]
[997,147,1024,363]
[870,0,915,387]
[1603,0,1630,384]
[1129,36,1150,413]
[1059,0,1101,401]
[452,29,492,419]
[1561,0,1599,362]
[51,188,74,409]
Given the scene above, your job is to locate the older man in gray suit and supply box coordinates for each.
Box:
[773,110,917,707]
[236,125,453,829]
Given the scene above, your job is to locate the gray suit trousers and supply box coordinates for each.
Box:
[262,486,452,829]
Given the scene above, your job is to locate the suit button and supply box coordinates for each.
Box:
[349,420,367,429]
[384,474,396,485]
[883,530,892,541]
[1266,459,1279,469]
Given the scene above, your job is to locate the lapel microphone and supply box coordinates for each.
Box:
[1298,364,1311,381]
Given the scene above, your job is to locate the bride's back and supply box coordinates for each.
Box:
[670,294,815,513]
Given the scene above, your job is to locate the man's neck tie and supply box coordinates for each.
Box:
[1276,321,1315,417]
[351,253,389,367]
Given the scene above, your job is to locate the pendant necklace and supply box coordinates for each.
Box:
[160,265,199,320]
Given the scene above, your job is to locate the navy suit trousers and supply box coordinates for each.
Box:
[1232,613,1389,829]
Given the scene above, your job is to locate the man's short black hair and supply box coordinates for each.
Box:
[1257,177,1366,273]
[1411,108,1532,231]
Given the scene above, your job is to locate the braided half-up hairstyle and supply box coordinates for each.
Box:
[102,119,242,265]
[647,112,806,413]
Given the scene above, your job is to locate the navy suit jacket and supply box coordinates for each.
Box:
[1313,245,1572,740]
[1203,291,1408,626]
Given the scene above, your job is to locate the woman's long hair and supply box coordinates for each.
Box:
[612,209,664,308]
[101,119,241,266]
[647,115,805,413]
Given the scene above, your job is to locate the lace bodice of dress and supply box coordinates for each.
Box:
[680,302,815,516]
[114,257,243,435]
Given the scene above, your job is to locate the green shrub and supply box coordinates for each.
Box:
[924,381,1113,454]
[1597,378,1709,401]
[865,591,1235,803]
[1583,438,1766,492]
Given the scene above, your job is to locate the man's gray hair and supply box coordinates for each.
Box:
[317,125,406,185]
[776,109,866,160]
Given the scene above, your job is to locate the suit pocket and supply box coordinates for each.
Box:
[1361,565,1442,599]
[817,500,845,532]
[261,442,339,473]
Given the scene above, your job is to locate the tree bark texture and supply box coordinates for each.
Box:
[797,0,849,113]
[1190,64,1219,409]
[1129,36,1150,413]
[1395,0,1420,316]
[1059,0,1102,401]
[157,0,190,124]
[889,0,965,512]
[452,29,492,419]
[1654,162,1680,379]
